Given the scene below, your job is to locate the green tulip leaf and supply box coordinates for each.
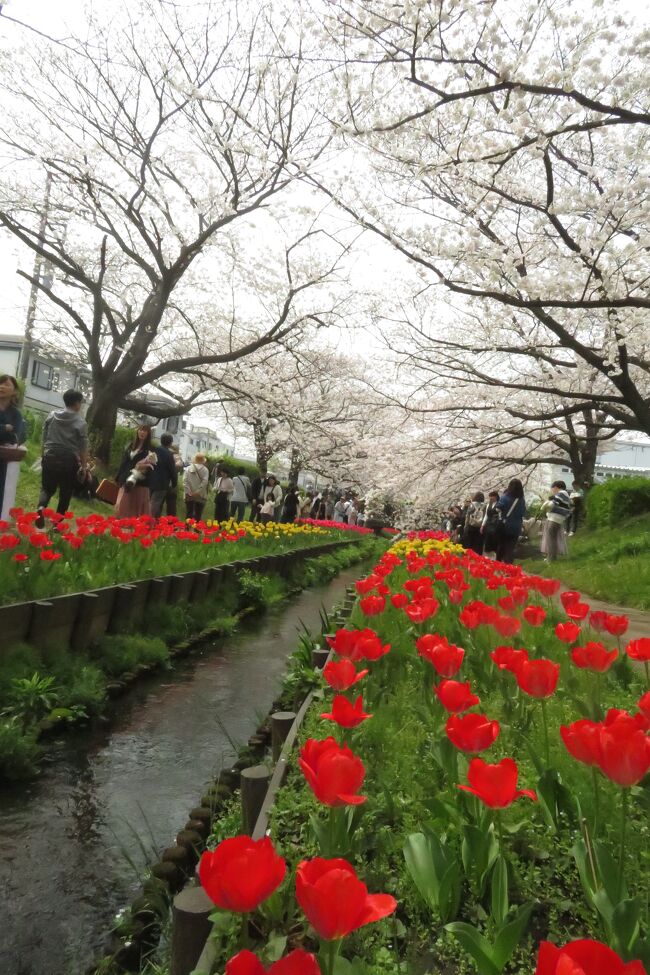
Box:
[490,855,509,928]
[612,896,642,955]
[492,901,535,970]
[444,921,500,975]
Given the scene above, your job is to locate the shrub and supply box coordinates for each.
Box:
[97,634,170,675]
[108,424,137,475]
[0,643,43,706]
[59,664,106,714]
[586,476,650,528]
[0,719,41,780]
[205,453,260,480]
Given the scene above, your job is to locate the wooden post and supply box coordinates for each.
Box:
[240,765,271,835]
[271,711,296,762]
[311,647,330,670]
[169,885,213,975]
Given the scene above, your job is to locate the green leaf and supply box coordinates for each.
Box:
[490,856,509,927]
[262,933,287,964]
[611,897,642,955]
[571,838,597,909]
[594,840,628,904]
[492,901,535,970]
[461,824,499,895]
[444,921,499,975]
[439,860,462,924]
[403,832,442,913]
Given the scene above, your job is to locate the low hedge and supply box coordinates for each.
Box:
[585,475,650,528]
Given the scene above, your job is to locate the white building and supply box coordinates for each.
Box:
[0,334,233,460]
[531,438,650,498]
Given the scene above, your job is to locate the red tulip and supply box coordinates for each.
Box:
[354,629,391,661]
[458,757,537,808]
[448,587,464,604]
[323,660,368,691]
[299,738,366,807]
[603,613,629,637]
[523,605,546,627]
[355,574,381,595]
[511,585,529,605]
[626,638,650,662]
[589,610,608,632]
[535,938,647,974]
[560,590,581,610]
[404,596,439,624]
[536,577,562,597]
[320,695,372,728]
[565,601,590,621]
[295,857,397,940]
[571,642,618,672]
[490,646,529,672]
[514,658,560,699]
[359,594,386,616]
[596,711,650,787]
[390,592,409,609]
[199,836,286,911]
[226,949,321,975]
[416,635,464,677]
[639,691,650,723]
[560,719,601,767]
[498,595,516,613]
[433,679,480,713]
[459,605,482,629]
[326,629,362,661]
[493,614,522,638]
[446,713,500,753]
[555,621,581,644]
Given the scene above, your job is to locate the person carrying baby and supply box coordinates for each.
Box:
[114,424,157,518]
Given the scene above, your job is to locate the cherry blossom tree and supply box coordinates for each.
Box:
[0,0,337,459]
[312,0,650,436]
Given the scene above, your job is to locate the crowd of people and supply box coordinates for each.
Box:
[1,380,588,558]
[0,380,369,528]
[442,477,586,564]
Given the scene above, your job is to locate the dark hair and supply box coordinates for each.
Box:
[472,491,485,502]
[160,433,173,447]
[488,490,499,500]
[0,374,20,406]
[506,478,524,499]
[63,388,84,408]
[551,480,567,490]
[130,425,152,451]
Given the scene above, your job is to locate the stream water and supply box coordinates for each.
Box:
[0,566,364,975]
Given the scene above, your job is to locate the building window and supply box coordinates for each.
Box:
[31,359,54,390]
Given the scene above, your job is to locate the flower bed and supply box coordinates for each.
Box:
[0,509,337,605]
[196,534,649,975]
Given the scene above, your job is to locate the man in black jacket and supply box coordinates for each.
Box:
[150,433,178,518]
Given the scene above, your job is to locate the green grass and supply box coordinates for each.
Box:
[524,513,650,609]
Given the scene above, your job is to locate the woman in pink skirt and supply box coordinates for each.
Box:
[114,425,155,518]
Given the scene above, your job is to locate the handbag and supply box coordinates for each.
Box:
[0,443,27,463]
[96,478,119,504]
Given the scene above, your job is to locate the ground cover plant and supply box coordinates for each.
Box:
[524,513,650,610]
[0,511,360,605]
[198,531,649,974]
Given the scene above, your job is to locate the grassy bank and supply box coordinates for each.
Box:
[523,513,650,608]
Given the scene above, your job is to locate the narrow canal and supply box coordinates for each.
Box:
[0,566,363,975]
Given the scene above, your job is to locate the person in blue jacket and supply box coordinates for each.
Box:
[495,478,526,564]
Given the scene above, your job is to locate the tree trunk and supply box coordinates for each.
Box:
[86,393,119,465]
[288,448,301,485]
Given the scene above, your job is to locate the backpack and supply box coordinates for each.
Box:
[467,502,485,529]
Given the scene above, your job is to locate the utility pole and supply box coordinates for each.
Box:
[19,172,52,381]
